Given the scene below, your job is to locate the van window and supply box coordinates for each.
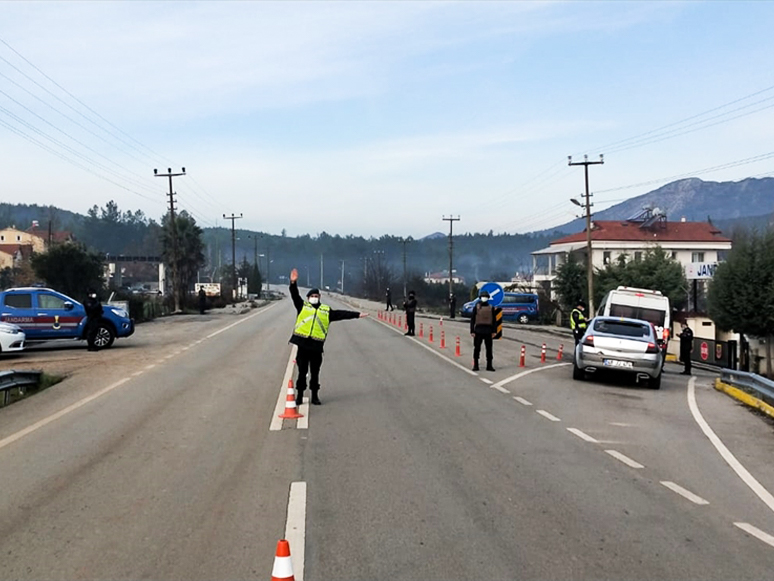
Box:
[609,304,665,326]
[594,319,649,337]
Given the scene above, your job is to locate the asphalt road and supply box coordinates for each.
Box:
[1,293,773,580]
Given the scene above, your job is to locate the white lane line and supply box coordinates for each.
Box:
[734,522,774,549]
[0,378,130,451]
[479,378,493,385]
[145,363,156,370]
[491,384,510,394]
[492,362,570,389]
[270,346,299,431]
[297,398,309,430]
[605,449,645,469]
[131,370,143,377]
[513,396,533,406]
[205,302,277,339]
[660,481,710,505]
[687,378,774,515]
[285,482,307,581]
[537,409,561,422]
[567,427,598,443]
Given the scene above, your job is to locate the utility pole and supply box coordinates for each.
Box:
[154,167,185,312]
[320,254,324,289]
[248,234,259,295]
[340,259,345,294]
[442,215,460,299]
[569,154,604,315]
[223,213,243,299]
[401,237,412,298]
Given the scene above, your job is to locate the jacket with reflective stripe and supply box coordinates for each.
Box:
[293,303,330,342]
[570,308,587,331]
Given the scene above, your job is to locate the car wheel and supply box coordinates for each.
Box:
[572,362,584,381]
[93,323,116,349]
[517,314,529,324]
[650,373,662,390]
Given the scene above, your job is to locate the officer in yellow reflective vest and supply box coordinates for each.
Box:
[289,268,368,405]
[570,300,588,345]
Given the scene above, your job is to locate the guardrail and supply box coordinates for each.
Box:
[719,369,774,402]
[0,370,42,406]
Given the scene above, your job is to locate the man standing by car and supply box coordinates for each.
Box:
[570,300,588,346]
[84,288,103,351]
[289,268,368,406]
[470,290,498,371]
[679,322,694,375]
[403,290,417,336]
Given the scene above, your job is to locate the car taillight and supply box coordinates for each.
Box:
[646,342,659,354]
[663,328,670,340]
[582,335,594,346]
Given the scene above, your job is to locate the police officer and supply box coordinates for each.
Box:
[198,287,207,315]
[403,290,417,336]
[570,300,588,346]
[385,287,394,311]
[289,268,368,405]
[470,290,498,371]
[679,322,694,375]
[448,293,457,319]
[84,288,103,351]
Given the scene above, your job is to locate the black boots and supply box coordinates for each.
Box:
[311,392,322,405]
[472,362,480,371]
[486,364,496,372]
[295,391,304,406]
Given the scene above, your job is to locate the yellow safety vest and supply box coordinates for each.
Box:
[293,303,330,341]
[570,308,587,331]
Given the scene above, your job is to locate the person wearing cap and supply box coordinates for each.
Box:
[385,287,394,311]
[469,290,499,371]
[570,300,588,346]
[84,287,104,351]
[403,290,417,336]
[288,268,368,405]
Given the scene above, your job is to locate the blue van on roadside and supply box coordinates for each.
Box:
[460,292,539,324]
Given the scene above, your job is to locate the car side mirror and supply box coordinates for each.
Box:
[63,301,74,311]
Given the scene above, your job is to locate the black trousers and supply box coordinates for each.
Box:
[386,301,394,311]
[682,351,692,374]
[296,348,323,392]
[406,312,415,334]
[85,317,101,349]
[473,333,493,364]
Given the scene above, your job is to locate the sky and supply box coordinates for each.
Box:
[1,1,774,238]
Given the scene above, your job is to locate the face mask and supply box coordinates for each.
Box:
[309,297,320,305]
[480,297,489,303]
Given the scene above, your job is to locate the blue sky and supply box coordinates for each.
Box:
[1,1,774,237]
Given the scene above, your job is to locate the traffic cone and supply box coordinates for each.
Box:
[557,344,564,360]
[398,315,402,328]
[440,330,446,349]
[278,380,303,419]
[419,323,424,338]
[440,317,443,327]
[519,345,526,367]
[455,336,461,357]
[271,539,296,581]
[541,343,546,363]
[429,326,434,343]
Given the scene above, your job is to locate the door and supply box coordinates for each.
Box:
[35,291,84,339]
[0,291,37,337]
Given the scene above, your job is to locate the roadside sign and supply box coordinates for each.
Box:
[700,342,709,361]
[495,308,503,340]
[480,282,504,307]
[685,262,718,280]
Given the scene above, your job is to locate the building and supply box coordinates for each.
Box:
[531,209,732,302]
[0,226,45,253]
[423,270,465,285]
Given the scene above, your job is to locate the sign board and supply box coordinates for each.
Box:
[700,341,709,361]
[479,282,505,307]
[685,262,718,280]
[195,283,221,297]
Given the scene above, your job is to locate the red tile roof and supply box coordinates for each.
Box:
[551,221,731,245]
[0,244,34,258]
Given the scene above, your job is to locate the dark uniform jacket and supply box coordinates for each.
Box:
[679,326,694,359]
[84,296,103,319]
[403,297,417,313]
[288,281,360,353]
[470,303,498,335]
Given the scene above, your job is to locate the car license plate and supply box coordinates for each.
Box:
[604,359,633,368]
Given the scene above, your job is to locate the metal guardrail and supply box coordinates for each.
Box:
[720,369,774,402]
[0,370,42,406]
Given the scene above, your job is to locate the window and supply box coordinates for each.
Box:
[594,319,650,338]
[39,294,67,309]
[634,251,642,262]
[671,251,678,259]
[15,235,21,242]
[603,251,611,265]
[609,304,666,326]
[0,235,4,241]
[692,252,705,262]
[4,293,32,309]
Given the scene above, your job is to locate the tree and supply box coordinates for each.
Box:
[553,255,587,314]
[160,211,206,309]
[30,243,105,300]
[708,229,774,376]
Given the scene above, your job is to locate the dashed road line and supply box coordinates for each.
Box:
[491,384,510,393]
[567,427,598,443]
[660,481,709,505]
[513,396,533,406]
[491,362,570,389]
[605,449,644,469]
[479,378,493,385]
[536,409,561,422]
[734,523,774,549]
[285,482,307,580]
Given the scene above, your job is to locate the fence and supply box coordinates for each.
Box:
[0,370,42,406]
[719,369,774,404]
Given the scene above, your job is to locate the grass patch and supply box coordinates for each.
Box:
[1,372,65,408]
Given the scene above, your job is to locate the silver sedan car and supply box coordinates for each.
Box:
[0,321,25,354]
[573,316,663,389]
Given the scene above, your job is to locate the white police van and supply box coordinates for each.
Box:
[596,286,671,354]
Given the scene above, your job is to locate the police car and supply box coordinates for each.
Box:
[460,292,539,324]
[0,287,134,349]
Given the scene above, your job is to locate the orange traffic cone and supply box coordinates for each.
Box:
[278,380,303,419]
[429,325,434,343]
[419,323,424,338]
[440,330,446,349]
[557,344,564,360]
[519,345,526,367]
[455,336,461,357]
[271,539,296,581]
[541,342,546,363]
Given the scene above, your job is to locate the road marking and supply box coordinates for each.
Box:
[537,409,561,422]
[479,378,493,385]
[270,346,300,431]
[687,378,774,515]
[734,522,774,549]
[605,449,644,469]
[0,378,130,451]
[491,362,570,389]
[131,371,143,377]
[491,384,510,394]
[660,481,709,505]
[285,482,307,581]
[610,422,633,427]
[513,396,533,406]
[206,302,277,339]
[567,428,598,443]
[145,363,156,370]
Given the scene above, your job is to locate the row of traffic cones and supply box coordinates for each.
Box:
[519,343,564,367]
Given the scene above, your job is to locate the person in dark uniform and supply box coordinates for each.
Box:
[198,287,207,314]
[679,322,694,375]
[470,290,498,371]
[448,293,457,319]
[570,300,588,346]
[84,288,103,351]
[289,268,368,405]
[385,287,394,311]
[403,290,417,336]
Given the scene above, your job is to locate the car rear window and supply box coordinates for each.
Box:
[4,293,32,309]
[609,304,665,326]
[593,319,650,338]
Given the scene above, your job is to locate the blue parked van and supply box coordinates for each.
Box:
[460,292,539,324]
